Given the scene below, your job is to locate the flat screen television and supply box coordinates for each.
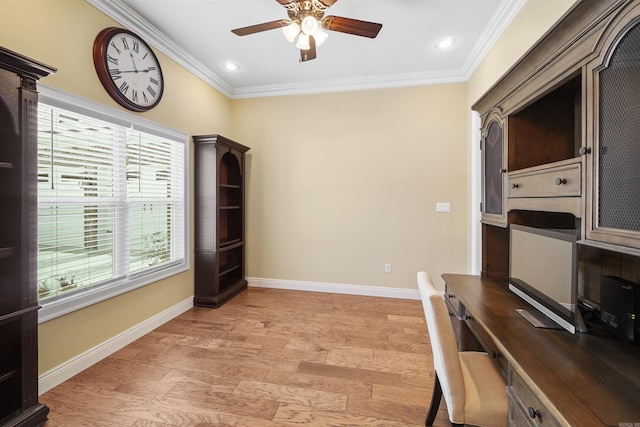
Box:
[509,224,584,334]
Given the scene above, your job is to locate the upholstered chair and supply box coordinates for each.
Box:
[417,271,508,427]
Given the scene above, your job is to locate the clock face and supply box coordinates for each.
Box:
[93,28,164,112]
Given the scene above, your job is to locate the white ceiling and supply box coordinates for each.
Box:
[88,0,525,99]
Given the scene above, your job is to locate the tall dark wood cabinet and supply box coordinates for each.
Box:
[0,47,54,426]
[193,134,249,308]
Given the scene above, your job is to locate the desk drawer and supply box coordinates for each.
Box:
[508,390,538,427]
[465,314,508,375]
[444,284,464,319]
[508,367,562,427]
[444,285,484,352]
[508,160,581,198]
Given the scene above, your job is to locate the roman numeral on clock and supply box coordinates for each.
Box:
[119,81,129,95]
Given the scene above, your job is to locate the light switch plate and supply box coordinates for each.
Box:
[436,202,451,213]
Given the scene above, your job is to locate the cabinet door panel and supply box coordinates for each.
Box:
[482,114,507,227]
[586,10,640,251]
[597,21,640,232]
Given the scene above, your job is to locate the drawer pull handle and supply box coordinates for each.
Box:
[500,168,506,174]
[446,293,456,299]
[528,407,541,419]
[492,351,499,359]
[512,183,519,189]
[555,178,567,185]
[464,315,472,321]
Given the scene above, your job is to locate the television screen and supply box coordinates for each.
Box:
[509,224,579,334]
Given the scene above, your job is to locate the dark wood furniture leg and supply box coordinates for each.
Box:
[425,373,443,426]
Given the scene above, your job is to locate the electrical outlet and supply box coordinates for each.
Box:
[384,263,392,274]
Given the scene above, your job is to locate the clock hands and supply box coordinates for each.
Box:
[110,67,157,75]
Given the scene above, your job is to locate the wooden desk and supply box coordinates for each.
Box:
[442,274,640,427]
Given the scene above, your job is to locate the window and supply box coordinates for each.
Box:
[37,85,188,322]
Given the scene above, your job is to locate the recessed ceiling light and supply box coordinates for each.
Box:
[435,37,456,50]
[223,62,240,71]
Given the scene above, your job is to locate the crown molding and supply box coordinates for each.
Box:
[231,68,467,99]
[462,0,528,80]
[87,0,524,99]
[86,0,234,98]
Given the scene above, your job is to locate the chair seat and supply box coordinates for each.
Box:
[459,352,508,427]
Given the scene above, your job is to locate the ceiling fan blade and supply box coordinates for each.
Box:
[317,0,338,7]
[322,16,382,38]
[300,35,317,62]
[275,0,294,4]
[231,20,289,36]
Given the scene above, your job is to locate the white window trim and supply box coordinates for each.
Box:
[37,84,190,323]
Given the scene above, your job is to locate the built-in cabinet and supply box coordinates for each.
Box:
[0,47,54,426]
[476,0,640,283]
[473,1,640,425]
[193,134,249,308]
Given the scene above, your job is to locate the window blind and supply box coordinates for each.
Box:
[36,95,186,315]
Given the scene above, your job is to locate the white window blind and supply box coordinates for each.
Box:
[36,85,188,322]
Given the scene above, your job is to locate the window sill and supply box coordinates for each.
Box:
[38,261,188,323]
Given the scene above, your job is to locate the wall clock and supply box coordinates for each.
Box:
[93,27,164,112]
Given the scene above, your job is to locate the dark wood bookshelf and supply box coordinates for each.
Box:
[193,134,250,308]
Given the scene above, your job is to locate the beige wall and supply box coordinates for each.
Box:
[1,0,231,373]
[231,84,470,291]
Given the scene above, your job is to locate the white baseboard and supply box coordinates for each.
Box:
[39,297,193,394]
[247,277,420,300]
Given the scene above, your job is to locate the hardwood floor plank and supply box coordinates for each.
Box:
[386,314,426,324]
[263,369,372,400]
[272,403,423,426]
[233,379,348,411]
[115,397,244,426]
[324,348,430,378]
[41,288,456,426]
[157,368,240,390]
[296,361,402,386]
[346,397,429,426]
[371,383,432,407]
[162,383,280,420]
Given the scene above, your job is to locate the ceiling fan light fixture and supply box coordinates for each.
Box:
[282,22,300,43]
[314,27,328,46]
[296,33,310,50]
[300,16,319,36]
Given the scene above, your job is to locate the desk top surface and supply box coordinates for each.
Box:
[442,273,640,427]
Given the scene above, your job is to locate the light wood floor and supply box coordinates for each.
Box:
[41,287,452,426]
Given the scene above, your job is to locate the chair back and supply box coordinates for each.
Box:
[417,271,466,423]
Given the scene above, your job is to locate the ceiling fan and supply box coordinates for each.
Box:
[231,0,383,62]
